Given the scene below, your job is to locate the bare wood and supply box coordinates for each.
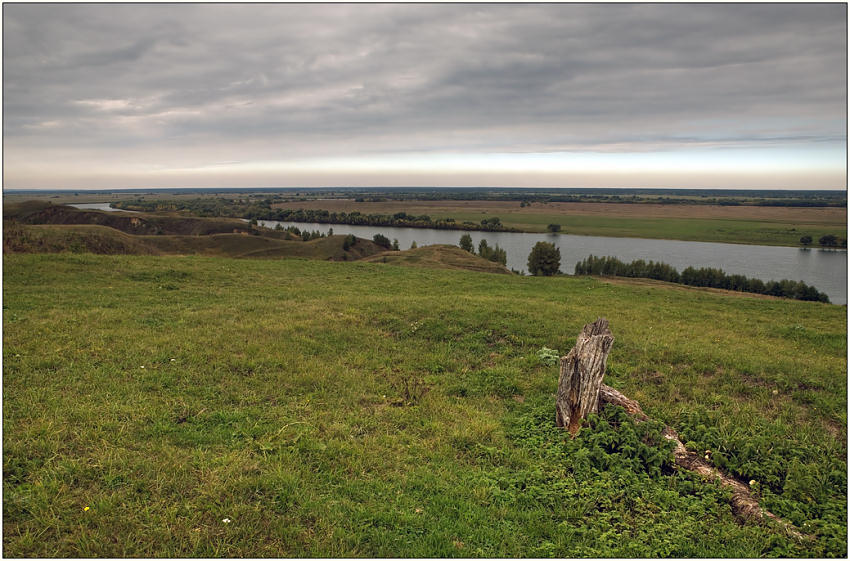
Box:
[556,318,614,436]
[598,384,808,540]
[597,384,648,421]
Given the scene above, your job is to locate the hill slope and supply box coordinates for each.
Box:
[4,212,511,273]
[3,254,846,557]
[3,224,388,260]
[361,244,512,274]
[5,201,254,236]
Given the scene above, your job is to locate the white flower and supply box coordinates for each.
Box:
[222,518,231,524]
[140,365,145,369]
[170,358,176,362]
[749,480,757,486]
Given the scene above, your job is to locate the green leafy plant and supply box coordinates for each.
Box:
[536,347,560,366]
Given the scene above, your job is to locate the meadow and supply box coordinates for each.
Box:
[270,199,846,246]
[3,252,846,557]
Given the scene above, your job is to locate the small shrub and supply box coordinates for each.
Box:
[536,347,560,366]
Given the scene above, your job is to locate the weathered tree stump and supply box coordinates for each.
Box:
[555,318,614,436]
[553,319,808,536]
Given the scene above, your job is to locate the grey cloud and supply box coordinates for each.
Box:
[3,3,846,167]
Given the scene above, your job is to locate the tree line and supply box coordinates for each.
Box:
[112,199,517,233]
[573,255,829,303]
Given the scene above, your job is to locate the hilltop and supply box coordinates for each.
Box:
[362,244,512,274]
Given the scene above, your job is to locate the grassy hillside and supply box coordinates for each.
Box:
[5,201,254,237]
[3,223,387,261]
[361,244,511,274]
[3,254,846,557]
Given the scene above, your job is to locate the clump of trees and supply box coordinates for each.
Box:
[527,241,561,276]
[457,234,506,265]
[277,225,325,241]
[342,234,357,251]
[372,233,392,249]
[547,224,561,232]
[574,254,829,302]
[818,234,846,248]
[476,239,507,265]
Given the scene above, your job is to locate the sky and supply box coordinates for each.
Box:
[3,3,847,190]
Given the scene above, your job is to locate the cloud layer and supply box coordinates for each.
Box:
[4,4,846,188]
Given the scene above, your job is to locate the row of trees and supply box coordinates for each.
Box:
[271,223,326,241]
[573,255,829,302]
[113,198,518,233]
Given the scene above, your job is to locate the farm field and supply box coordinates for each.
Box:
[3,253,846,557]
[270,199,847,246]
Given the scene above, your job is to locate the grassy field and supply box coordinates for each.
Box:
[3,254,846,557]
[270,199,846,247]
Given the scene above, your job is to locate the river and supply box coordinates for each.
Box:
[256,219,848,305]
[68,203,846,304]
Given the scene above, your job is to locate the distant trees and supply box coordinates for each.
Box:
[573,254,829,303]
[480,217,502,229]
[392,238,400,251]
[527,242,561,276]
[301,229,325,241]
[547,224,562,233]
[799,235,812,246]
[459,233,474,253]
[819,234,839,247]
[574,255,679,283]
[342,234,356,251]
[112,198,519,233]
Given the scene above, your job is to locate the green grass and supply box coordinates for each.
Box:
[3,254,846,557]
[430,211,845,247]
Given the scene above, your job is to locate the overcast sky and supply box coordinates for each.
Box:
[3,3,847,190]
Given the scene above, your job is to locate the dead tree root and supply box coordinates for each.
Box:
[597,383,810,541]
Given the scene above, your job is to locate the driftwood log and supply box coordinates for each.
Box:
[557,318,808,539]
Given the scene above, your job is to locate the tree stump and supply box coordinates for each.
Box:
[555,318,614,436]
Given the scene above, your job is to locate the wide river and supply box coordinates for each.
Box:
[69,204,846,304]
